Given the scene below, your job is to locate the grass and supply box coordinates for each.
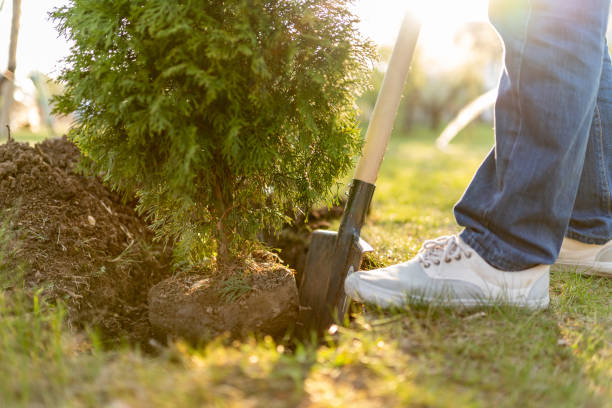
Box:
[1,129,54,145]
[1,122,611,407]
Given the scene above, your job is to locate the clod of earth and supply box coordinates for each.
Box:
[148,253,298,341]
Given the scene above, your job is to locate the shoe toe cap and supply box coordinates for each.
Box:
[344,261,488,307]
[344,271,406,307]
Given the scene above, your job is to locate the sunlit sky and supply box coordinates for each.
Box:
[0,0,489,85]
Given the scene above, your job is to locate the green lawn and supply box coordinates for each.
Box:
[1,123,610,407]
[1,129,55,145]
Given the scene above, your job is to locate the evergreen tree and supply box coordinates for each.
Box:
[53,0,373,265]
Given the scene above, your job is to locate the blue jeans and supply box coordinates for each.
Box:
[454,0,612,270]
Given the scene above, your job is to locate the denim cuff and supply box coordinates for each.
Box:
[565,229,610,245]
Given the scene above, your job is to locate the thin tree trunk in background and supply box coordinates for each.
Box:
[1,0,22,140]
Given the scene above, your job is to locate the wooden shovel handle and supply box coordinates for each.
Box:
[353,13,421,184]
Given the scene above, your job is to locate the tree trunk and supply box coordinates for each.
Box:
[1,0,22,140]
[212,173,235,267]
[430,106,442,130]
[215,218,231,266]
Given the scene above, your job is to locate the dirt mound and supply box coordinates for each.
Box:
[0,137,173,344]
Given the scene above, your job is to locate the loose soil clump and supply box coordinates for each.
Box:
[148,251,298,341]
[0,137,173,344]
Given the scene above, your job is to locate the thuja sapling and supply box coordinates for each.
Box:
[52,0,374,266]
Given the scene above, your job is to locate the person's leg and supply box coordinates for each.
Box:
[554,45,612,276]
[455,0,611,271]
[567,45,612,243]
[344,0,610,309]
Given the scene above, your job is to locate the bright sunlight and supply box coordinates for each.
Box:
[0,0,490,82]
[355,0,490,66]
[355,0,488,44]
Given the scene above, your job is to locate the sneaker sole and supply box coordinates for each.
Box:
[553,261,612,277]
[345,277,550,310]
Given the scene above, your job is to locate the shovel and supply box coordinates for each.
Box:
[297,13,422,335]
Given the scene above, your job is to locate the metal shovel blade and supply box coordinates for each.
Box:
[297,229,373,335]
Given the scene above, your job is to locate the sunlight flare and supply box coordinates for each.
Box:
[355,0,489,46]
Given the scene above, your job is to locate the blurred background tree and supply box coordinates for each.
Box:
[0,0,21,140]
[358,20,502,133]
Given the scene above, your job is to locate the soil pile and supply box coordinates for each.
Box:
[0,137,173,344]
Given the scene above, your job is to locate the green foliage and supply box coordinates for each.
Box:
[0,212,73,406]
[52,0,374,263]
[219,274,252,303]
[0,211,19,284]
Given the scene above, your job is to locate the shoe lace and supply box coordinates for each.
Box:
[417,236,473,269]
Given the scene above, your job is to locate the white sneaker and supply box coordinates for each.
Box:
[344,235,550,309]
[555,237,612,277]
